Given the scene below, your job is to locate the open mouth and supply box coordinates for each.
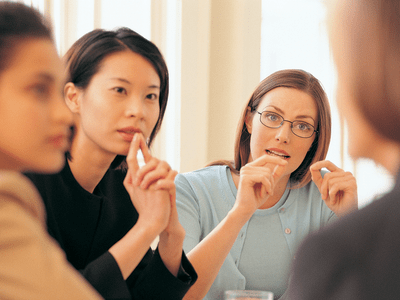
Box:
[266,149,290,159]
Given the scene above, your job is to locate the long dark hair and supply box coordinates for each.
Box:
[209,69,331,188]
[64,28,169,168]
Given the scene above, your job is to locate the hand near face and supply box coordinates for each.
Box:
[123,133,184,276]
[310,160,358,217]
[236,154,287,217]
[124,133,176,234]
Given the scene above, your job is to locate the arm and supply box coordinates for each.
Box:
[178,155,287,300]
[0,194,102,300]
[110,133,171,279]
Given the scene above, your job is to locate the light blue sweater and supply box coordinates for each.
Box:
[176,165,337,300]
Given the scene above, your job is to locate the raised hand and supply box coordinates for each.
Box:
[235,154,287,217]
[310,160,358,216]
[124,133,184,277]
[123,133,172,234]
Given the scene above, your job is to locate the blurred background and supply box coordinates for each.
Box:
[11,0,394,207]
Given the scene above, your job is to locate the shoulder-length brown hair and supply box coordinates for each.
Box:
[210,69,331,188]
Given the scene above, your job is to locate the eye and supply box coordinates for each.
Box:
[295,122,313,132]
[113,87,127,95]
[263,112,281,123]
[266,113,278,121]
[146,93,159,101]
[30,83,50,99]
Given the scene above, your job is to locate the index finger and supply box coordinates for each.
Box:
[310,160,340,173]
[310,160,342,191]
[126,133,142,174]
[136,134,153,164]
[254,153,288,167]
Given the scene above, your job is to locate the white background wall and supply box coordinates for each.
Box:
[14,0,395,208]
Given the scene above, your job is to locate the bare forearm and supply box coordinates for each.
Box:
[184,208,251,300]
[158,229,185,277]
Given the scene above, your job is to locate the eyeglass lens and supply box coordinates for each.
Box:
[260,111,315,138]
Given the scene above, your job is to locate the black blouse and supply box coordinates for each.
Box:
[26,162,196,300]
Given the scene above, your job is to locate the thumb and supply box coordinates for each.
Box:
[273,163,286,180]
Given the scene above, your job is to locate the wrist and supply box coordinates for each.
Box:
[135,216,165,238]
[159,225,185,247]
[229,203,255,224]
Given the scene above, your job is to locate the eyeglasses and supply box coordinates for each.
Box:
[256,111,317,138]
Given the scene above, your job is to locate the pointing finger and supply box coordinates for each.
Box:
[126,133,141,175]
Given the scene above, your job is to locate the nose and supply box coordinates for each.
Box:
[275,121,291,143]
[126,95,145,119]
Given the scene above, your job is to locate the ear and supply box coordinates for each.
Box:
[244,107,253,134]
[64,82,81,114]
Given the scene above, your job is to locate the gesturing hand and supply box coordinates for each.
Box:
[310,160,358,216]
[123,133,176,234]
[235,154,287,217]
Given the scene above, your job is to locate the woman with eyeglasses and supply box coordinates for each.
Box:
[175,69,357,299]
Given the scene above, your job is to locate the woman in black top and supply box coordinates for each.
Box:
[26,28,196,300]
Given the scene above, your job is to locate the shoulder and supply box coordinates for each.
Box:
[300,188,396,254]
[0,171,45,226]
[176,165,227,184]
[175,165,231,196]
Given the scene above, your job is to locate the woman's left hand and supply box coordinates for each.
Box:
[130,133,184,277]
[310,160,358,216]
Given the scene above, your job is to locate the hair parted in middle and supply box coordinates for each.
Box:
[211,69,331,188]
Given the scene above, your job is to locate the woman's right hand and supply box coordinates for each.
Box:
[234,154,287,217]
[123,133,172,235]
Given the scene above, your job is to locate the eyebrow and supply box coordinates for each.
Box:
[264,105,316,123]
[110,77,160,89]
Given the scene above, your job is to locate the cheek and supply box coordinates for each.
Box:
[146,106,161,136]
[290,139,314,167]
[345,114,373,159]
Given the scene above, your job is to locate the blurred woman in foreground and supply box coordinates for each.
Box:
[0,2,101,299]
[287,1,400,299]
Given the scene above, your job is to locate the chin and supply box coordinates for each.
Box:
[31,157,66,174]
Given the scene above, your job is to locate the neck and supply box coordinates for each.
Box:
[69,130,116,193]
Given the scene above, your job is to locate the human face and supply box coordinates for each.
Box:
[327,0,388,163]
[0,39,72,173]
[246,87,317,178]
[73,50,160,158]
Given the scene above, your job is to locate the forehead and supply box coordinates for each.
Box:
[258,87,318,119]
[97,50,160,83]
[4,38,63,81]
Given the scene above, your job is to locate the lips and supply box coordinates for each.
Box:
[48,134,69,149]
[118,127,142,142]
[266,149,290,159]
